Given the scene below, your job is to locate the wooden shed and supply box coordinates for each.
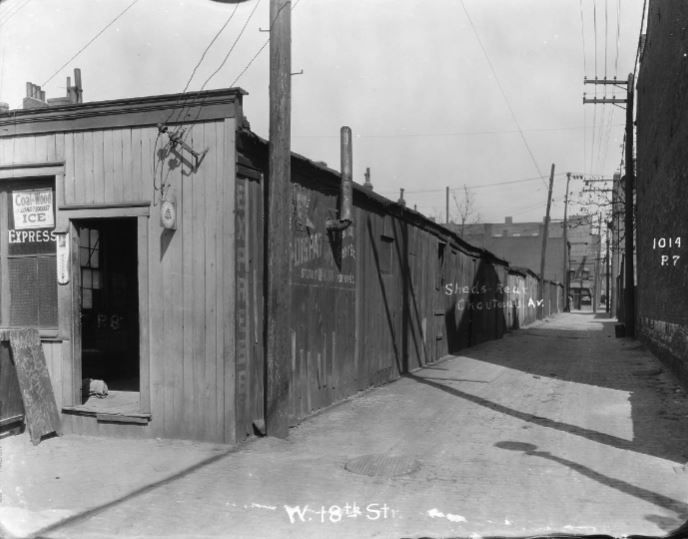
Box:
[0,84,550,443]
[0,87,245,442]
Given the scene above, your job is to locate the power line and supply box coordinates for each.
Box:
[292,124,624,139]
[41,0,141,87]
[378,173,568,196]
[180,4,240,95]
[604,0,609,79]
[199,0,263,91]
[614,0,621,77]
[0,0,31,29]
[458,0,547,188]
[173,0,266,147]
[163,3,241,127]
[579,0,587,75]
[593,0,598,78]
[230,0,304,87]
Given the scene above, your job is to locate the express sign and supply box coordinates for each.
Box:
[9,188,56,256]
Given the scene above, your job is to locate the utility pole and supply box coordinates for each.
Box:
[265,0,292,438]
[592,213,602,314]
[538,163,555,319]
[605,232,611,313]
[623,73,636,336]
[563,172,571,312]
[583,74,635,335]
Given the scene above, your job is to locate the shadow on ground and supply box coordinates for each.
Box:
[413,312,688,464]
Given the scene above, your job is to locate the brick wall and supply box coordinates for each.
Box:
[636,0,688,383]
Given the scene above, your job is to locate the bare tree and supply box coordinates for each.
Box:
[453,185,481,236]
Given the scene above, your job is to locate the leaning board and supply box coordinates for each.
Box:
[5,328,62,444]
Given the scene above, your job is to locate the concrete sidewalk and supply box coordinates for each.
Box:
[3,312,688,538]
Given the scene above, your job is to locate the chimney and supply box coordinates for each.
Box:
[505,216,513,225]
[398,188,406,207]
[363,167,373,190]
[23,82,48,110]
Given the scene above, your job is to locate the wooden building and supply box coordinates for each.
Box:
[0,85,562,443]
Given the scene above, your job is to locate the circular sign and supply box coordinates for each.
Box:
[161,199,177,229]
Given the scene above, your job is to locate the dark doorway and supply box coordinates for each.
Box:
[78,218,139,396]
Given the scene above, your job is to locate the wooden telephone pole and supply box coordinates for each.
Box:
[563,172,571,311]
[265,0,292,438]
[583,74,635,335]
[538,163,555,319]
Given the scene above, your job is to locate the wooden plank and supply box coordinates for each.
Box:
[213,122,225,439]
[85,130,99,204]
[63,133,76,205]
[102,129,115,204]
[130,128,143,201]
[161,163,184,439]
[234,177,249,437]
[147,205,165,437]
[138,216,151,414]
[9,329,62,444]
[191,123,207,441]
[222,118,236,445]
[42,342,62,410]
[121,129,133,204]
[0,92,242,138]
[202,121,218,441]
[181,126,195,440]
[0,341,24,427]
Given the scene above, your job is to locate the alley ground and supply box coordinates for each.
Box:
[2,312,688,538]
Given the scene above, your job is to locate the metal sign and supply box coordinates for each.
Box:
[56,233,70,285]
[12,189,54,230]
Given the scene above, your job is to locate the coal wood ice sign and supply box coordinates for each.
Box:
[9,188,56,255]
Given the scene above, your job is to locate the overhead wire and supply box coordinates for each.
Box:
[604,0,608,80]
[164,1,243,126]
[458,0,548,189]
[229,0,304,87]
[198,0,263,91]
[292,124,624,139]
[41,0,141,87]
[377,173,569,197]
[579,0,587,75]
[614,0,621,78]
[0,0,31,29]
[175,0,264,149]
[180,5,241,96]
[590,0,599,176]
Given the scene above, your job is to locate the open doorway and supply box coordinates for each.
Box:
[77,218,139,407]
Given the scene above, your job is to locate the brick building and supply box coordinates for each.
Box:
[448,215,600,307]
[636,1,688,382]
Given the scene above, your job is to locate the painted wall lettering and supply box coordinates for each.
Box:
[652,236,681,266]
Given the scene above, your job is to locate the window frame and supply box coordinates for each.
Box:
[0,165,64,339]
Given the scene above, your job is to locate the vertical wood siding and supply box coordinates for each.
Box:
[1,118,237,443]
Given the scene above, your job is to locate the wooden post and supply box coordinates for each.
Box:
[265,0,292,438]
[624,72,636,337]
[538,163,555,319]
[593,213,602,314]
[563,172,571,312]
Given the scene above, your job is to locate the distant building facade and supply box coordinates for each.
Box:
[448,215,601,307]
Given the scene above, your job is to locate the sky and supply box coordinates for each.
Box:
[0,0,646,225]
